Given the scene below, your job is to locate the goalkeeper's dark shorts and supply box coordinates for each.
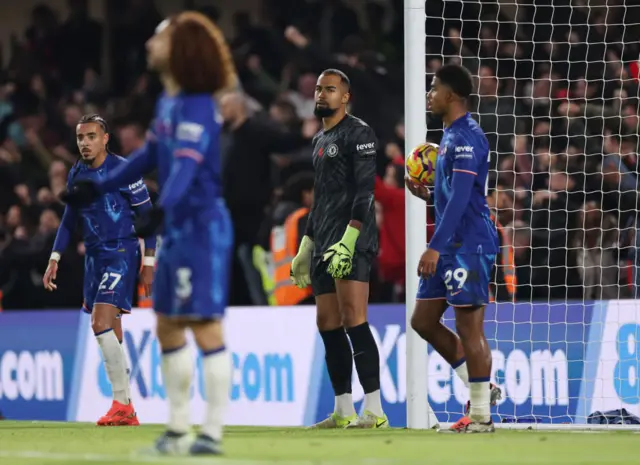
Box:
[310,251,374,296]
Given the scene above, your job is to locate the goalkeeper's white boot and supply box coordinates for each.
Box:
[308,412,357,429]
[344,411,389,429]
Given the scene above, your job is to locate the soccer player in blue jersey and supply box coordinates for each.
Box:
[61,12,237,456]
[406,64,500,433]
[43,114,156,426]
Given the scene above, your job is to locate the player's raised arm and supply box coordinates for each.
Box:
[100,129,159,193]
[157,98,213,210]
[428,137,478,253]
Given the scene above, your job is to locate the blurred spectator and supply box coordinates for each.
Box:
[219,91,317,306]
[1,0,639,309]
[374,157,405,302]
[268,171,315,306]
[488,184,516,302]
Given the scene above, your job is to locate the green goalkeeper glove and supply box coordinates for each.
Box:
[290,235,314,288]
[322,226,360,279]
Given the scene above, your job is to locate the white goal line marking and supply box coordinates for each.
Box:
[0,451,394,465]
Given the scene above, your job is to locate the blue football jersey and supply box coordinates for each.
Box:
[68,154,151,252]
[433,113,499,255]
[151,93,224,233]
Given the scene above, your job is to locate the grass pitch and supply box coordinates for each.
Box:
[0,421,639,465]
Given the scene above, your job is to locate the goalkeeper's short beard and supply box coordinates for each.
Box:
[314,106,338,118]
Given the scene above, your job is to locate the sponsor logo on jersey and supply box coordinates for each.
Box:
[357,142,376,152]
[128,179,146,194]
[454,145,474,159]
[176,122,204,143]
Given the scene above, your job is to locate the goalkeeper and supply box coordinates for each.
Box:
[290,68,387,429]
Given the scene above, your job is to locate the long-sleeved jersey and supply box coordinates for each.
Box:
[429,113,499,255]
[52,153,154,255]
[99,92,227,242]
[306,114,378,257]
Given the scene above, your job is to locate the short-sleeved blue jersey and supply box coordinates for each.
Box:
[433,113,499,255]
[68,153,151,252]
[151,93,224,234]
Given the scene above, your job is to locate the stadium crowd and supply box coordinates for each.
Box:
[0,0,638,310]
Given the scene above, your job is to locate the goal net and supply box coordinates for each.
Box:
[417,0,640,429]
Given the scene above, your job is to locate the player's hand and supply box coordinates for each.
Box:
[405,176,430,201]
[60,179,101,206]
[417,248,440,278]
[43,260,58,291]
[284,26,309,48]
[140,264,154,297]
[322,226,359,279]
[135,206,164,238]
[290,236,314,288]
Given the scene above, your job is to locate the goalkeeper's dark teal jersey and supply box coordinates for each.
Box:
[429,113,499,256]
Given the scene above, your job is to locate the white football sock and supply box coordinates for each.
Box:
[469,381,491,423]
[96,329,129,405]
[162,345,193,434]
[201,348,231,441]
[334,393,356,417]
[454,361,470,388]
[363,390,384,417]
[119,342,131,402]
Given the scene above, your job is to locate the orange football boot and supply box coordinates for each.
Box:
[96,400,140,426]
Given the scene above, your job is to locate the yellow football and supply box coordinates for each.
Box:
[406,142,439,186]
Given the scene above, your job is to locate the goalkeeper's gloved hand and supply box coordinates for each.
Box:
[322,226,359,279]
[290,235,314,288]
[59,179,101,207]
[135,206,164,238]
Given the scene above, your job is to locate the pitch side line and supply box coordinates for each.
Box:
[0,451,396,465]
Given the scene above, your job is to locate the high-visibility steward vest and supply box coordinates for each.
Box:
[271,207,312,305]
[138,284,152,308]
[489,214,516,302]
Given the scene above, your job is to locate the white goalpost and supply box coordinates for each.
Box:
[403,0,436,430]
[405,0,640,431]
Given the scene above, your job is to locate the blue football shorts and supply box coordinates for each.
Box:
[416,253,496,307]
[83,245,140,315]
[153,208,234,319]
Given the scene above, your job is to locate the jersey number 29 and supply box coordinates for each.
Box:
[444,268,468,291]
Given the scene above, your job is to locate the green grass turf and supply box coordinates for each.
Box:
[0,421,639,465]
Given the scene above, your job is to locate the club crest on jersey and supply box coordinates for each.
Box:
[327,144,339,157]
[438,146,446,157]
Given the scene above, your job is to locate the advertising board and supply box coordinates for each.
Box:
[0,301,638,426]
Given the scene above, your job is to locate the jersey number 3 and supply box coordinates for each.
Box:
[176,267,193,299]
